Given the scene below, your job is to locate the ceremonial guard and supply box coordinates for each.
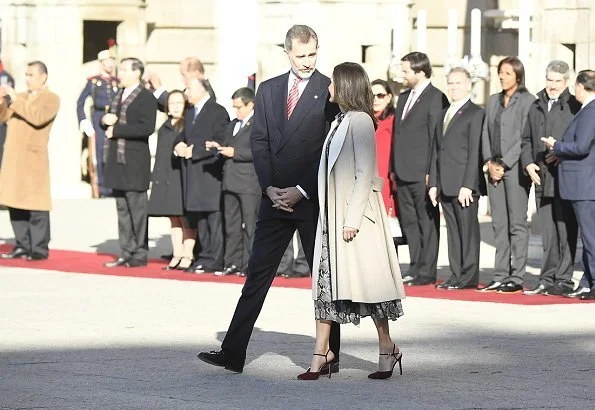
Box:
[77,50,119,197]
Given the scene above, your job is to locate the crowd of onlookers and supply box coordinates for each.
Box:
[0,47,593,301]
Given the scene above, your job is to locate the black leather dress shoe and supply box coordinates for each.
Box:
[27,253,48,261]
[125,259,147,268]
[401,275,417,284]
[447,283,478,290]
[579,290,595,300]
[563,286,591,298]
[476,281,503,292]
[497,282,524,293]
[0,247,29,259]
[406,276,435,286]
[545,283,574,296]
[197,350,244,373]
[104,257,129,268]
[215,265,240,276]
[185,264,205,273]
[435,277,457,289]
[523,284,552,295]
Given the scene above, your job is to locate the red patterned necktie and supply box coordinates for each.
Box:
[287,77,301,119]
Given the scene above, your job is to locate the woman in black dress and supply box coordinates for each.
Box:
[148,90,195,270]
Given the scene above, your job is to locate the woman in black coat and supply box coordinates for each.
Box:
[148,90,194,270]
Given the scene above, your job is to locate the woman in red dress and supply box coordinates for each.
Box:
[371,79,396,214]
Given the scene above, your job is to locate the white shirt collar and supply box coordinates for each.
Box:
[240,110,254,125]
[448,95,470,115]
[581,94,595,109]
[412,78,431,94]
[193,95,211,115]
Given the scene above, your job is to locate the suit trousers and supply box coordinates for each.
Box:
[223,191,260,272]
[8,207,50,257]
[396,179,440,279]
[536,196,577,289]
[440,195,480,286]
[114,190,148,261]
[571,200,595,289]
[221,211,341,363]
[186,210,223,269]
[487,164,530,284]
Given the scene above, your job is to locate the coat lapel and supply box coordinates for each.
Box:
[401,83,433,122]
[271,73,289,136]
[443,100,472,139]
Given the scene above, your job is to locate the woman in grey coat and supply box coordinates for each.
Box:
[479,57,536,293]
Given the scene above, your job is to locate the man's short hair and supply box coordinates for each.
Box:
[576,70,595,92]
[447,66,471,80]
[121,57,144,78]
[28,61,48,75]
[401,52,432,78]
[182,57,205,74]
[231,87,255,105]
[284,25,318,51]
[546,60,570,79]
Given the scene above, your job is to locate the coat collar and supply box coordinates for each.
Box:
[317,112,352,205]
[443,100,473,139]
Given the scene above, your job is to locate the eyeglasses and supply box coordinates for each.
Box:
[373,93,387,99]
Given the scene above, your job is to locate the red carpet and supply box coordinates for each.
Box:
[0,244,593,305]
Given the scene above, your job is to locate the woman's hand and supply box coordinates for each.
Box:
[343,226,358,242]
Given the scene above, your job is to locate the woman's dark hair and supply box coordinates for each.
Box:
[332,62,377,128]
[497,56,527,93]
[371,79,395,120]
[166,89,186,132]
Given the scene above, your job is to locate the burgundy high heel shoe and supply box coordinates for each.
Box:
[297,349,333,380]
[368,344,403,380]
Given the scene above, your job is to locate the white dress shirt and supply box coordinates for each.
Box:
[444,96,470,126]
[581,94,595,110]
[122,83,140,101]
[233,110,254,136]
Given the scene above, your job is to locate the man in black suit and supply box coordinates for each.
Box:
[207,87,260,277]
[174,79,229,273]
[520,60,580,296]
[429,67,485,290]
[197,25,341,373]
[102,58,157,268]
[390,52,449,286]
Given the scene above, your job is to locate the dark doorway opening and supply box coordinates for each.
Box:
[83,20,120,63]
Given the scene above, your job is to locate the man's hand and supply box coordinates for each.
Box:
[1,85,16,101]
[146,72,162,89]
[80,119,96,137]
[102,113,118,126]
[218,146,234,158]
[545,152,560,166]
[458,187,474,207]
[487,161,504,185]
[343,226,358,242]
[105,126,114,139]
[525,163,541,185]
[428,187,439,207]
[266,186,294,212]
[174,141,187,157]
[276,187,304,209]
[541,136,556,150]
[184,145,194,159]
[205,141,221,150]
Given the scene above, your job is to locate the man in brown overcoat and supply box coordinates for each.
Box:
[0,61,60,260]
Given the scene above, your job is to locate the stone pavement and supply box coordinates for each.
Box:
[0,198,594,409]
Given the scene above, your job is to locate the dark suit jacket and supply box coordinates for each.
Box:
[250,70,339,220]
[429,100,486,197]
[391,83,449,182]
[520,88,581,197]
[221,118,260,195]
[103,87,157,191]
[553,99,595,201]
[176,98,229,212]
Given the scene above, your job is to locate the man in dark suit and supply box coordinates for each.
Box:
[207,87,260,277]
[197,25,341,373]
[390,52,449,286]
[429,67,485,290]
[542,69,595,301]
[102,58,157,268]
[520,60,580,296]
[174,79,229,273]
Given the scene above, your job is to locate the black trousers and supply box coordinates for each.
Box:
[8,207,50,257]
[396,179,440,279]
[114,190,148,261]
[223,191,260,272]
[571,201,595,290]
[536,196,577,288]
[221,211,341,362]
[440,195,480,286]
[186,210,224,269]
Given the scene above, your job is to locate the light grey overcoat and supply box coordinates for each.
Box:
[312,111,406,303]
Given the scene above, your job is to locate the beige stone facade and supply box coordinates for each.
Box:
[0,0,592,193]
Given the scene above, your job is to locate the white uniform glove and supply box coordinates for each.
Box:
[80,119,95,137]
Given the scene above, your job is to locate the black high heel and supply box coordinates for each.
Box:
[176,257,193,270]
[368,344,403,379]
[162,256,181,271]
[297,349,333,380]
